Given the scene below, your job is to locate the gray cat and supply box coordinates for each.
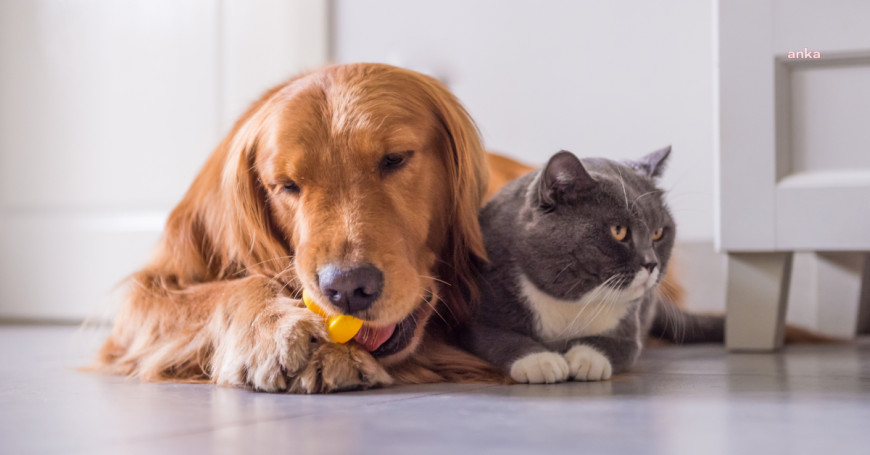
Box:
[461,147,723,383]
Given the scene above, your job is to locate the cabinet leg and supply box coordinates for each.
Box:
[815,252,864,338]
[857,253,870,335]
[725,252,793,351]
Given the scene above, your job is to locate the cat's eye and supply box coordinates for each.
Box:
[652,227,665,241]
[610,225,629,242]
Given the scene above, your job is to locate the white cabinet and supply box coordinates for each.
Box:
[718,0,870,349]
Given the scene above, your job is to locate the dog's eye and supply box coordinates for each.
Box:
[380,151,413,174]
[281,180,301,194]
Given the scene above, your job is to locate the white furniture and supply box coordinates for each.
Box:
[718,0,870,350]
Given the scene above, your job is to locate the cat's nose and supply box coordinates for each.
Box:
[318,263,384,314]
[642,262,658,273]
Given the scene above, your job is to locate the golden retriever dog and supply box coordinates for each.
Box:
[97,63,510,393]
[98,62,740,394]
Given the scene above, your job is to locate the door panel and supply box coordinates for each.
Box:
[787,57,870,174]
[0,0,328,321]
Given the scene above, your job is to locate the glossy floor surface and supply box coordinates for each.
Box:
[1,326,868,455]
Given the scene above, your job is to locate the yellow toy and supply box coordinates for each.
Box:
[302,290,364,343]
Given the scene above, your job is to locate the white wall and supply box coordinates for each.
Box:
[0,0,328,321]
[333,0,717,242]
[332,0,850,332]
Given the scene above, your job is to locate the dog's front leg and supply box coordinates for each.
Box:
[208,278,393,393]
[100,275,392,393]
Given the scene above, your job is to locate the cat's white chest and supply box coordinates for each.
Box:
[518,273,645,342]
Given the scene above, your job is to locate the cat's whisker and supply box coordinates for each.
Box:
[552,262,573,284]
[655,287,687,343]
[637,217,651,233]
[656,286,671,340]
[669,300,686,343]
[558,275,619,337]
[578,272,640,335]
[616,167,630,210]
[563,277,585,297]
[579,279,622,332]
[578,276,617,307]
[654,287,675,341]
[556,283,606,337]
[571,286,617,336]
[631,190,662,208]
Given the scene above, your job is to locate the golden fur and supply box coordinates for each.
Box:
[485,152,535,201]
[97,63,507,392]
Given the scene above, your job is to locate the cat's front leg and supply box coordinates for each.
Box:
[460,323,569,384]
[563,336,640,381]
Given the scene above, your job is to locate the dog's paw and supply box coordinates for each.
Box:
[213,300,328,392]
[290,342,393,393]
[212,297,392,393]
[509,351,570,384]
[564,345,612,381]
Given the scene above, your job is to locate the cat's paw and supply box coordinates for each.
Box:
[509,351,570,384]
[564,344,612,381]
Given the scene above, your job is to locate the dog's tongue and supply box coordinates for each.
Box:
[353,323,396,352]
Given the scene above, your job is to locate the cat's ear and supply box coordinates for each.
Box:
[630,145,671,179]
[538,150,596,209]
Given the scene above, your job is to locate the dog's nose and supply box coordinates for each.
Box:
[642,262,658,273]
[317,263,384,314]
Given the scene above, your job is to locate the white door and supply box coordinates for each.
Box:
[0,0,328,322]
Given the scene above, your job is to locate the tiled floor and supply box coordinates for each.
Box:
[1,326,868,455]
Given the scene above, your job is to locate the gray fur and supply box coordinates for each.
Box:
[460,147,723,379]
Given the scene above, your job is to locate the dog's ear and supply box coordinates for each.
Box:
[153,85,291,282]
[218,105,290,276]
[418,75,489,322]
